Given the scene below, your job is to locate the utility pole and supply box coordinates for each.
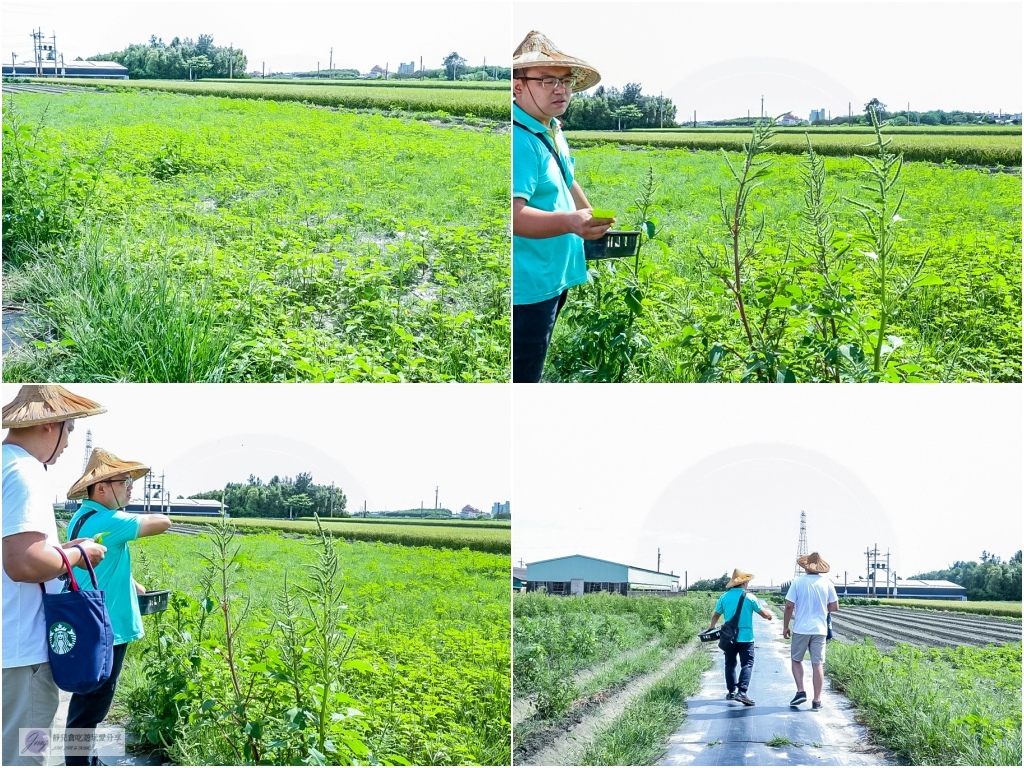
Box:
[229,43,233,78]
[657,548,661,572]
[329,47,333,75]
[659,91,663,128]
[760,94,764,119]
[848,101,852,125]
[262,61,265,79]
[419,55,423,80]
[329,481,335,518]
[435,485,439,510]
[692,109,696,128]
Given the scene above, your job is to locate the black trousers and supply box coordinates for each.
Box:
[65,642,128,766]
[724,641,755,693]
[512,290,569,383]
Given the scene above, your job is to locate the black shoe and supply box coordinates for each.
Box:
[790,691,807,707]
[812,700,822,711]
[725,691,736,701]
[734,691,755,706]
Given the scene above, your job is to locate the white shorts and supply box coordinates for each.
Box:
[791,633,826,664]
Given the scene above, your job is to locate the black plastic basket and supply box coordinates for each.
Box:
[138,589,170,616]
[698,628,721,643]
[584,230,641,260]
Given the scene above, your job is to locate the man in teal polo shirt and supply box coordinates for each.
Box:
[705,569,775,706]
[64,448,170,766]
[512,30,614,382]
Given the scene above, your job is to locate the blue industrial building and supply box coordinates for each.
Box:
[525,554,680,596]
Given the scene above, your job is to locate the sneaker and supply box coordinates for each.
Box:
[812,700,822,711]
[790,691,807,707]
[725,691,736,701]
[734,691,755,706]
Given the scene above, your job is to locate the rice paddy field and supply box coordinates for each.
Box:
[545,128,1022,383]
[569,125,1022,165]
[2,87,509,382]
[171,514,511,553]
[53,77,510,119]
[117,525,510,765]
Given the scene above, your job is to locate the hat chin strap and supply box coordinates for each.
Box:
[42,421,65,470]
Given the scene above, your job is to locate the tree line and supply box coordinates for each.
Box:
[560,83,678,131]
[911,550,1022,602]
[87,34,246,80]
[190,472,347,519]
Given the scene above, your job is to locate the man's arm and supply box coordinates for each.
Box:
[2,532,106,583]
[512,198,613,241]
[783,600,794,638]
[706,611,722,630]
[137,515,171,538]
[827,600,839,613]
[758,606,775,620]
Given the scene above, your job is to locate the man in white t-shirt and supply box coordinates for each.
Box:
[2,385,108,766]
[783,552,839,711]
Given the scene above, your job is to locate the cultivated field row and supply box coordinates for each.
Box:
[831,605,1021,651]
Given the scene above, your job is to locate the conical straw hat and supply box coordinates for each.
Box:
[3,385,106,429]
[726,568,755,589]
[513,30,601,92]
[67,448,150,500]
[797,552,830,574]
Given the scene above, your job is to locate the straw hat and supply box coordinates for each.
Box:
[3,385,106,429]
[513,30,601,92]
[67,448,150,500]
[726,568,755,589]
[797,552,830,574]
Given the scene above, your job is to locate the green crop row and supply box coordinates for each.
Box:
[513,592,712,701]
[170,515,511,554]
[567,130,1022,166]
[203,77,508,91]
[626,125,1023,136]
[827,641,1022,766]
[54,77,511,119]
[121,529,510,765]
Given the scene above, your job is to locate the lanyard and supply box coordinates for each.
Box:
[513,120,570,188]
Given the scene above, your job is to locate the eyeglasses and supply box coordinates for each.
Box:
[107,477,133,489]
[520,76,577,91]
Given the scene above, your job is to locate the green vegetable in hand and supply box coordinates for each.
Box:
[591,208,616,219]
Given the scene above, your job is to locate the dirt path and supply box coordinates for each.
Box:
[517,639,701,766]
[512,637,663,726]
[658,620,894,766]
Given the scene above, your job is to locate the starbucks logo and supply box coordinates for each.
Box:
[49,622,76,654]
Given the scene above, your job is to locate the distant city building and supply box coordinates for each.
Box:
[778,113,804,126]
[368,64,386,77]
[460,504,483,519]
[809,108,826,122]
[397,60,415,75]
[491,500,511,516]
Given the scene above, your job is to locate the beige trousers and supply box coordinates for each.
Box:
[2,663,61,766]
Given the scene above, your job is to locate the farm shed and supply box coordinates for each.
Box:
[525,554,679,596]
[3,61,129,79]
[123,498,228,517]
[513,567,527,592]
[827,577,967,600]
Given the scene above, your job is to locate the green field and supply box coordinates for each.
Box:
[2,90,509,382]
[546,132,1021,383]
[118,525,510,765]
[879,598,1022,617]
[172,514,511,554]
[204,77,509,91]
[567,128,1022,165]
[828,641,1021,765]
[51,78,511,119]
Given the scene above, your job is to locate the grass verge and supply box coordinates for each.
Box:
[574,648,713,766]
[826,640,1021,766]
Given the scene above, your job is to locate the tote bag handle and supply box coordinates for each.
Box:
[38,544,100,593]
